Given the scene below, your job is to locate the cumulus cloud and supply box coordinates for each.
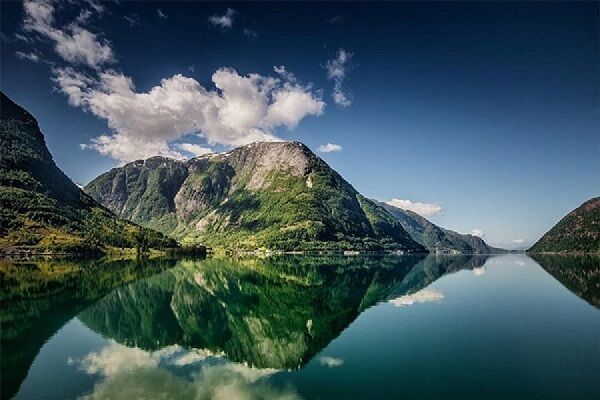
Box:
[21,0,326,164]
[208,8,236,29]
[473,267,485,276]
[54,67,324,162]
[325,48,353,106]
[318,143,342,153]
[386,198,442,217]
[470,229,485,238]
[22,0,114,69]
[388,289,444,307]
[512,238,525,244]
[176,143,213,157]
[319,356,344,368]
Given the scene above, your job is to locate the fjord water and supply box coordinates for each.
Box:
[1,255,598,400]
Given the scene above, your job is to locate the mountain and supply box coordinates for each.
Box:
[528,197,600,254]
[378,201,507,254]
[84,141,426,252]
[0,92,178,254]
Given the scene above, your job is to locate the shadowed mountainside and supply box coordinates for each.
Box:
[0,92,178,254]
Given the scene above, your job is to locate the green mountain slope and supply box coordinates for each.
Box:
[0,92,178,254]
[85,141,426,252]
[378,201,507,254]
[528,197,600,254]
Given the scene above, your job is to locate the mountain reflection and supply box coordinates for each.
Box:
[0,257,179,400]
[78,254,493,370]
[3,254,496,399]
[530,254,600,308]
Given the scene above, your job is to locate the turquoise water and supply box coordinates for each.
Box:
[2,254,598,399]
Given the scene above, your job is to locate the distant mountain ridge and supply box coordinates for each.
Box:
[0,92,177,253]
[528,197,600,254]
[85,141,426,252]
[378,201,507,254]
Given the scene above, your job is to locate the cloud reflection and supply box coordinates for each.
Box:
[319,356,344,368]
[73,341,300,400]
[388,289,444,307]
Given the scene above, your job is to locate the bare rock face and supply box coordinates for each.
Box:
[85,141,426,252]
[225,141,313,190]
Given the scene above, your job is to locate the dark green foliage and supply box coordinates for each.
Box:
[528,197,600,254]
[0,92,178,253]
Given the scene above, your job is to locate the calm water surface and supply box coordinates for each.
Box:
[1,254,598,399]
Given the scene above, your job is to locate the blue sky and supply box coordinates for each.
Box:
[1,1,598,248]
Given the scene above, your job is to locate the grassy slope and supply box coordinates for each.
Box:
[0,92,178,253]
[528,197,600,254]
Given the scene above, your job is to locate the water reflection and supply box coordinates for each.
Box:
[0,257,178,400]
[72,342,300,400]
[78,255,431,370]
[530,254,600,308]
[2,254,597,399]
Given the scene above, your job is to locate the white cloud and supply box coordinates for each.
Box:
[55,67,324,162]
[22,0,114,69]
[386,198,442,217]
[512,238,525,244]
[176,143,213,157]
[15,50,41,63]
[22,1,326,164]
[319,356,344,368]
[208,8,236,29]
[473,267,485,276]
[325,48,353,106]
[470,229,485,238]
[388,289,444,307]
[158,9,167,19]
[318,143,342,153]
